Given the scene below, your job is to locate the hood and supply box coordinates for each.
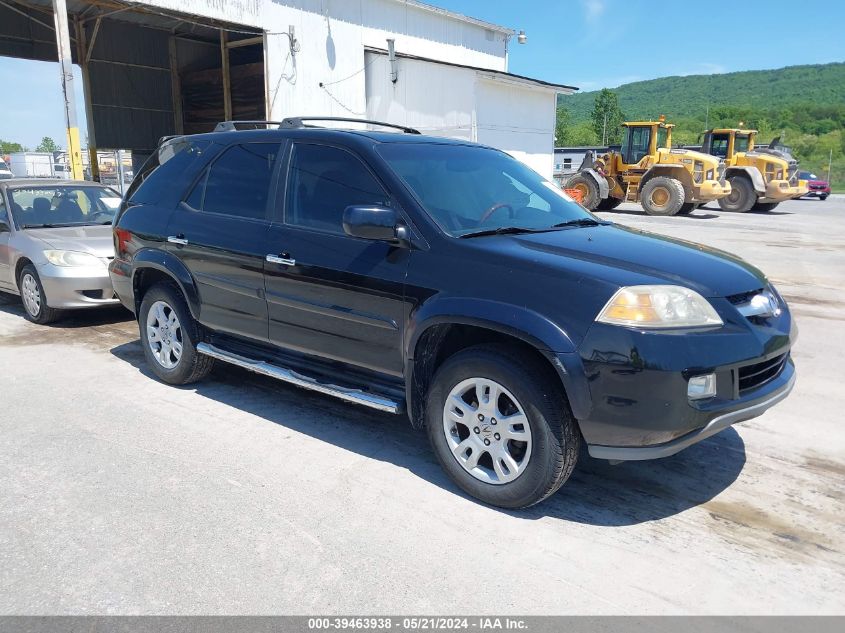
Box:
[658,147,720,169]
[22,224,114,258]
[807,179,829,186]
[490,224,766,298]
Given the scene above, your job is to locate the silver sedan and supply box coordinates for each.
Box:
[0,179,124,324]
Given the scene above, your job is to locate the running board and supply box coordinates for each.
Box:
[196,342,401,414]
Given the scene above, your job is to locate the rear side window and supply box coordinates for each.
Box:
[285,143,388,233]
[127,138,210,205]
[186,143,279,220]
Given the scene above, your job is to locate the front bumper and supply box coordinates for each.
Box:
[692,179,731,202]
[37,262,120,309]
[760,180,807,202]
[567,300,796,461]
[588,360,794,460]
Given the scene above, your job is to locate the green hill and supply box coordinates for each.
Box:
[557,62,845,191]
[561,63,845,123]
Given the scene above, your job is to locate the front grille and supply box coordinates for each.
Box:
[738,353,788,393]
[726,288,763,305]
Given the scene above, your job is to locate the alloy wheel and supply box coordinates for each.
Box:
[442,377,533,485]
[146,300,184,369]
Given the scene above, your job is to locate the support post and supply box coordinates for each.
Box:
[75,15,99,181]
[220,29,232,122]
[169,35,183,134]
[53,0,83,180]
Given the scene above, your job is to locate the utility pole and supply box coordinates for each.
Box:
[603,111,608,146]
[828,148,833,184]
[52,0,84,180]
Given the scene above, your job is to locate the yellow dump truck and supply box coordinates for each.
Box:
[700,128,807,212]
[565,118,731,216]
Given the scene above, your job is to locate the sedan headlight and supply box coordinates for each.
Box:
[596,285,723,328]
[43,250,105,268]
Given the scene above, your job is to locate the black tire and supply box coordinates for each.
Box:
[18,265,61,325]
[138,282,214,385]
[563,173,601,210]
[640,177,685,216]
[719,176,756,212]
[425,344,580,509]
[596,196,623,210]
[820,194,828,201]
[751,201,780,212]
[677,202,700,214]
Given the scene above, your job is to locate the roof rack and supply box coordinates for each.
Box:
[280,117,421,135]
[214,121,285,132]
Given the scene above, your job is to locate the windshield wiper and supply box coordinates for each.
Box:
[21,223,58,229]
[551,218,605,228]
[459,226,554,239]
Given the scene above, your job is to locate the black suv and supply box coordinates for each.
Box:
[110,117,795,508]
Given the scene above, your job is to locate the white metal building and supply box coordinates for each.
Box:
[0,0,576,178]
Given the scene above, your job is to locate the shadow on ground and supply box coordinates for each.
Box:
[606,208,721,220]
[111,338,747,526]
[0,292,132,329]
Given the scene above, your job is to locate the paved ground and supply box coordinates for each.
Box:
[1,196,843,615]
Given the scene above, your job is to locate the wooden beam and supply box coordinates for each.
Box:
[220,29,232,122]
[226,36,263,49]
[169,35,183,134]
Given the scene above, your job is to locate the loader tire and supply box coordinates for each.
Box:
[564,174,601,210]
[719,176,756,213]
[751,201,779,212]
[596,196,623,210]
[641,177,685,216]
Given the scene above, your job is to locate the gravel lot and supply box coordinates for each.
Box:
[1,196,843,615]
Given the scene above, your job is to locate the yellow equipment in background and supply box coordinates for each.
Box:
[700,128,807,212]
[565,117,731,216]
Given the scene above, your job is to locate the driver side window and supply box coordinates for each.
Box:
[0,196,8,231]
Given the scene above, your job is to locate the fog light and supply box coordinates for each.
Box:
[688,373,716,400]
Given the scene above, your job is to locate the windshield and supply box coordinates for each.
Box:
[734,134,750,153]
[798,171,819,180]
[656,126,669,149]
[8,185,122,228]
[377,143,593,237]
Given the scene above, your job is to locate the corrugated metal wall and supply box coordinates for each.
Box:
[85,20,174,151]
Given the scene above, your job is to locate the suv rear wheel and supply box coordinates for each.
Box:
[139,283,214,385]
[426,345,579,508]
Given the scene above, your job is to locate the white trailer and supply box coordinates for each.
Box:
[9,153,58,178]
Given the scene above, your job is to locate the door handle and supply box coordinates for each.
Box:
[167,235,188,246]
[266,253,295,266]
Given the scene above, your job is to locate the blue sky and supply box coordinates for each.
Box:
[1,0,843,150]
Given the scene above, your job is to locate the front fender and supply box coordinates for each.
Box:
[132,248,200,318]
[582,168,610,199]
[405,297,593,422]
[726,166,766,194]
[406,297,576,357]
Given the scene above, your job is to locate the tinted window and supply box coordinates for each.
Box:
[734,135,750,153]
[286,144,388,233]
[378,143,591,237]
[656,126,669,149]
[129,138,210,205]
[710,134,730,158]
[190,143,279,220]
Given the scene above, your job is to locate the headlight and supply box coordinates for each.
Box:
[43,250,105,268]
[596,285,723,328]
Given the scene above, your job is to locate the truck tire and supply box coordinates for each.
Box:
[751,201,780,212]
[564,174,601,210]
[640,177,685,216]
[820,194,828,201]
[596,196,623,210]
[719,176,756,212]
[425,344,580,509]
[139,282,214,385]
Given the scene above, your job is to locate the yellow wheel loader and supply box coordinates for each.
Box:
[700,129,807,212]
[564,118,731,216]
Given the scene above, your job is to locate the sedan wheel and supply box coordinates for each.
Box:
[20,272,41,318]
[442,377,533,484]
[146,300,184,369]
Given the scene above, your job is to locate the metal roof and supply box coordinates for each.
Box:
[396,0,515,35]
[366,47,578,93]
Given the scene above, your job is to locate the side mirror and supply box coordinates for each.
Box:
[343,205,408,243]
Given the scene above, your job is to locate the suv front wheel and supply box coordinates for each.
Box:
[139,283,214,385]
[426,345,580,509]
